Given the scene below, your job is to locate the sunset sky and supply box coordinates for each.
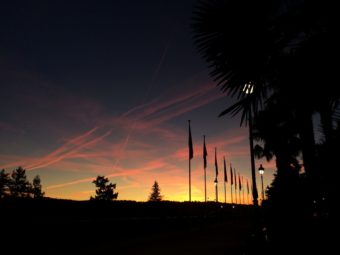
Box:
[0,0,275,201]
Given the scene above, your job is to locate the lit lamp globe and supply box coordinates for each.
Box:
[258,164,265,202]
[258,164,264,175]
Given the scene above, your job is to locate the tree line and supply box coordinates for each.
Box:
[1,168,162,202]
[0,167,44,199]
[91,176,162,202]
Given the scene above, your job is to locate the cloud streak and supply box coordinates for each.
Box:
[46,158,168,190]
[44,83,225,190]
[25,127,111,170]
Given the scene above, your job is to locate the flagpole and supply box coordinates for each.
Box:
[203,135,207,202]
[188,120,192,202]
[215,180,218,202]
[239,186,241,205]
[234,169,237,204]
[247,179,250,205]
[242,176,245,204]
[189,155,191,202]
[224,180,226,204]
[239,173,242,205]
[238,173,240,204]
[231,183,233,204]
[214,147,218,203]
[223,156,227,204]
[204,164,207,202]
[230,164,233,204]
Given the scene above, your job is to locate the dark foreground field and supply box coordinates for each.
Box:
[1,198,256,255]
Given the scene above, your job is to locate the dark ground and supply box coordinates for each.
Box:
[1,198,255,255]
[1,198,334,255]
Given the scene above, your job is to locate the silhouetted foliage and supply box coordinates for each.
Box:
[253,98,301,176]
[148,181,162,202]
[92,175,118,201]
[192,0,279,124]
[266,166,301,207]
[193,1,338,253]
[0,169,11,198]
[192,0,339,178]
[10,167,32,198]
[32,175,45,198]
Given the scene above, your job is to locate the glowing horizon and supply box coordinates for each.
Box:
[0,81,275,202]
[0,1,276,202]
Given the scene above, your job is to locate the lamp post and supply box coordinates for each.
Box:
[243,83,259,206]
[214,179,218,203]
[258,164,265,202]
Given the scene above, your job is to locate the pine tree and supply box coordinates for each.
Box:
[32,175,45,198]
[10,167,32,198]
[92,176,118,201]
[0,169,11,198]
[148,181,162,202]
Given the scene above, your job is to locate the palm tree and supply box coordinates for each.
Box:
[192,0,339,179]
[192,0,279,123]
[192,0,286,206]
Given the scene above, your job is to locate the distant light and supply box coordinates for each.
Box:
[232,205,235,209]
[322,197,326,201]
[220,205,224,209]
[313,200,317,204]
[243,83,254,94]
[258,164,265,175]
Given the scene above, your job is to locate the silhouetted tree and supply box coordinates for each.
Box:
[192,0,339,179]
[0,169,11,198]
[92,176,118,201]
[253,98,301,175]
[148,181,162,202]
[10,167,32,198]
[32,175,44,198]
[193,1,338,253]
[192,0,279,124]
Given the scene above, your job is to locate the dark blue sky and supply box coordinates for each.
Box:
[1,0,203,109]
[0,0,273,201]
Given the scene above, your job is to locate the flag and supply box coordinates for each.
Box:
[230,163,233,185]
[223,156,227,182]
[203,136,207,168]
[188,121,193,160]
[247,179,249,194]
[214,147,218,181]
[238,173,242,191]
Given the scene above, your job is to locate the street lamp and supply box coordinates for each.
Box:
[214,179,218,203]
[258,164,265,202]
[243,83,259,206]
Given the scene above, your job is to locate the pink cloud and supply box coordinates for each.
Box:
[46,158,169,190]
[119,83,221,129]
[25,127,111,170]
[2,76,233,196]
